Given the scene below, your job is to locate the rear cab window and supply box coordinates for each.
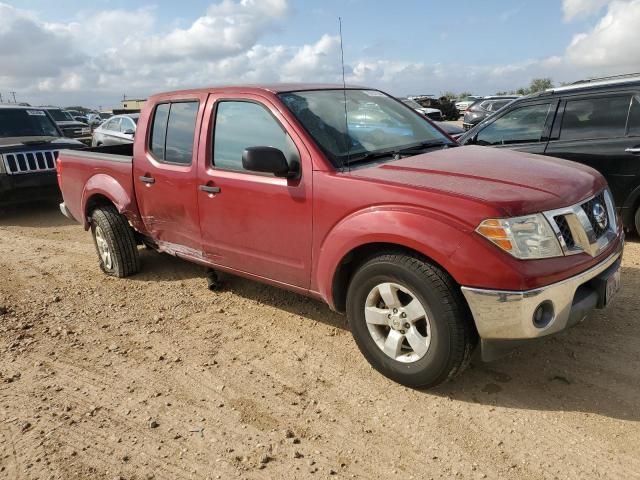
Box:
[149,101,199,165]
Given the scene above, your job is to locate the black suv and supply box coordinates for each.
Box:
[458,75,640,234]
[0,105,84,205]
[41,107,92,145]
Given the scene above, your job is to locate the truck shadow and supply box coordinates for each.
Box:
[133,249,348,331]
[431,263,640,422]
[0,201,75,228]
[133,248,640,421]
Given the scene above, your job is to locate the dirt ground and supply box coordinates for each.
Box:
[1,203,639,480]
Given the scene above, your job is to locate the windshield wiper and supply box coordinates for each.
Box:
[345,141,452,165]
[395,141,452,155]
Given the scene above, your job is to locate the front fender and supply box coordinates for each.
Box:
[81,174,134,230]
[314,206,474,307]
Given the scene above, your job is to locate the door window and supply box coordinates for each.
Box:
[104,118,121,132]
[627,95,640,136]
[150,104,170,159]
[476,103,551,145]
[149,101,199,165]
[212,101,299,172]
[559,96,630,140]
[120,117,135,133]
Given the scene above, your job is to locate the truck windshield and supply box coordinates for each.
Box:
[47,109,74,121]
[279,89,453,167]
[0,109,60,137]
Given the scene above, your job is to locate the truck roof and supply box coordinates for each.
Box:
[148,83,367,99]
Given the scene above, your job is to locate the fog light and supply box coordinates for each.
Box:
[533,301,554,328]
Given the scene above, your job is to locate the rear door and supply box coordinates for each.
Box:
[195,93,313,288]
[133,94,208,253]
[544,92,640,209]
[471,100,558,155]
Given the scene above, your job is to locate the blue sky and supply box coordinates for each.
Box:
[14,0,599,65]
[1,0,638,107]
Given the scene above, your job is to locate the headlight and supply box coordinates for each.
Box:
[476,213,563,259]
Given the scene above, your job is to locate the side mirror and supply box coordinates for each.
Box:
[242,146,297,178]
[123,129,135,136]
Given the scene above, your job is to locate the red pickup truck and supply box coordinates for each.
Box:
[57,85,624,387]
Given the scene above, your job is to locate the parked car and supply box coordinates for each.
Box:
[91,114,139,146]
[399,97,443,120]
[58,84,623,388]
[458,74,640,235]
[86,113,104,127]
[0,105,84,204]
[455,95,483,115]
[462,96,519,130]
[41,107,92,145]
[435,121,465,140]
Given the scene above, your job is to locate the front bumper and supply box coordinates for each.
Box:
[461,248,622,346]
[0,171,60,204]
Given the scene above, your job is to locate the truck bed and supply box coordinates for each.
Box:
[57,143,138,228]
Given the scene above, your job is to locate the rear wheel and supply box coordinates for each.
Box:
[90,205,140,277]
[346,252,475,388]
[635,204,640,237]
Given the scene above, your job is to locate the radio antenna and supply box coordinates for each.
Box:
[339,17,350,171]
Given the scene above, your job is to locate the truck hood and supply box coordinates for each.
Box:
[0,136,85,148]
[349,145,606,216]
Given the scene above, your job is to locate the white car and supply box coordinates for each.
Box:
[91,114,138,147]
[455,96,484,114]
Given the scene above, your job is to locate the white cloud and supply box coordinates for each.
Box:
[565,0,640,69]
[2,0,640,109]
[562,0,610,20]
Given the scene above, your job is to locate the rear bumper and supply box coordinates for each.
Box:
[59,202,77,222]
[461,245,623,357]
[0,172,59,204]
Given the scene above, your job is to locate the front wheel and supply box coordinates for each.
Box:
[346,252,476,388]
[90,205,140,277]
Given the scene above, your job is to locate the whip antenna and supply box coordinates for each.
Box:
[339,17,350,171]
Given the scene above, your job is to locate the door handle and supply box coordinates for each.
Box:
[199,185,221,194]
[139,175,155,184]
[625,147,640,154]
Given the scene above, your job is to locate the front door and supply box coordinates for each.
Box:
[196,93,313,288]
[133,94,208,254]
[544,92,640,209]
[471,100,558,155]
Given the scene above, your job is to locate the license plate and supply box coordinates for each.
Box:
[604,266,621,306]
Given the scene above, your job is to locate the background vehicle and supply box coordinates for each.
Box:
[455,95,483,114]
[41,107,92,145]
[399,97,443,120]
[435,121,464,140]
[86,113,104,127]
[0,105,84,204]
[57,85,623,388]
[462,96,519,129]
[91,113,138,146]
[458,74,640,234]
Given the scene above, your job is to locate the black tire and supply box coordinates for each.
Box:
[635,205,640,237]
[90,205,140,277]
[346,252,476,388]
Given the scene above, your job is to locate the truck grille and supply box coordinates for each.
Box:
[545,190,617,258]
[1,150,59,175]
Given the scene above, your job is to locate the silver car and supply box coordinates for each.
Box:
[91,114,139,146]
